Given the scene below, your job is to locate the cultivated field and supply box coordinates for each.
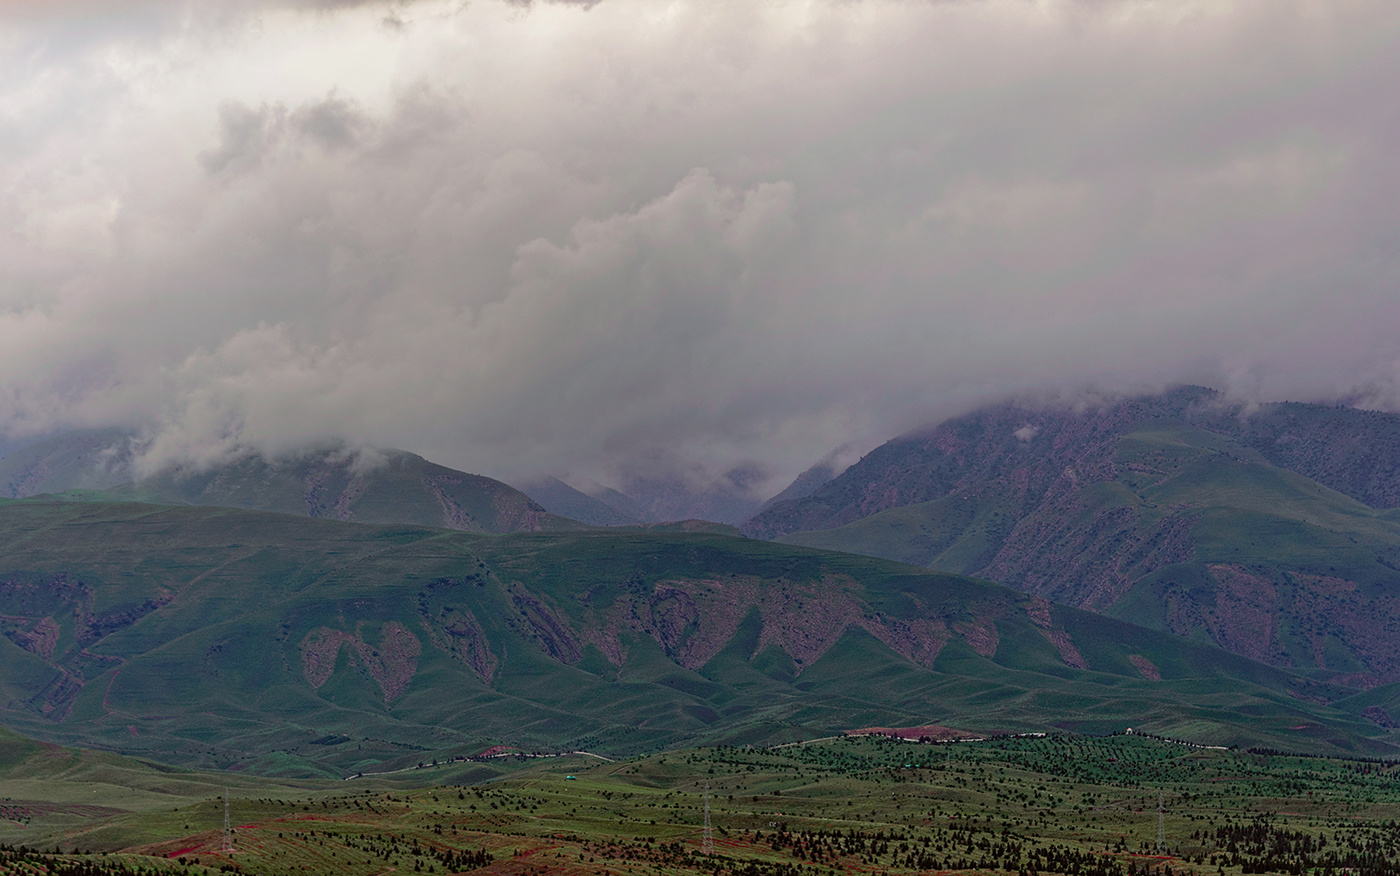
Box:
[4,732,1400,876]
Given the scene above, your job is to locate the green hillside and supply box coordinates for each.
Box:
[0,497,1394,778]
[0,433,584,534]
[776,416,1400,691]
[0,429,133,498]
[0,723,338,851]
[0,722,541,853]
[110,447,583,534]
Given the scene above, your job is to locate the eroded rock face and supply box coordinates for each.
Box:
[17,616,60,661]
[574,575,963,672]
[954,616,999,659]
[1128,654,1161,681]
[437,610,498,683]
[299,622,422,704]
[1025,596,1086,669]
[0,575,164,720]
[1201,565,1285,665]
[509,585,582,663]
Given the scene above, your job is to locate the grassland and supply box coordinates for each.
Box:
[5,729,1400,876]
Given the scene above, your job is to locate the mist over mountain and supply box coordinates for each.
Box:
[4,1,1400,493]
[0,429,134,498]
[512,475,641,527]
[753,445,858,517]
[0,432,580,534]
[615,465,769,526]
[7,0,1400,789]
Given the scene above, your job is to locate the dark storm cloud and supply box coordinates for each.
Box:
[2,0,1398,494]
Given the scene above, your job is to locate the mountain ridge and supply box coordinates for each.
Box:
[0,434,582,534]
[746,388,1400,688]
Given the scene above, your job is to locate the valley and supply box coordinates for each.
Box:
[4,390,1400,876]
[5,728,1400,876]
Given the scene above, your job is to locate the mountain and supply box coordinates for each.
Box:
[753,448,849,516]
[114,448,583,534]
[620,464,767,525]
[0,429,134,498]
[0,496,1393,779]
[746,387,1400,687]
[577,480,657,522]
[513,475,642,526]
[0,433,581,534]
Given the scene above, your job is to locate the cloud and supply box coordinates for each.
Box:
[2,0,1399,495]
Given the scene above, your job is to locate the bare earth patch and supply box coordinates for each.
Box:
[299,622,422,703]
[1128,654,1161,681]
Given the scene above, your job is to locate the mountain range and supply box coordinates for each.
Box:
[0,431,762,531]
[6,386,1400,777]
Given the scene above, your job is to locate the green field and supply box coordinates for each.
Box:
[5,725,1400,876]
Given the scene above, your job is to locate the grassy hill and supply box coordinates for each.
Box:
[0,497,1395,779]
[0,432,583,534]
[0,723,341,851]
[110,447,582,533]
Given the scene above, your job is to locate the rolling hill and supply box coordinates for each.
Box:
[748,388,1400,689]
[0,496,1394,780]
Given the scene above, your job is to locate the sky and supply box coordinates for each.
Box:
[2,0,1399,496]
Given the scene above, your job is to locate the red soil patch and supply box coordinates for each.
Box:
[846,724,976,741]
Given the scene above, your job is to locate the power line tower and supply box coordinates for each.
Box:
[1156,790,1166,854]
[222,789,234,854]
[702,784,714,855]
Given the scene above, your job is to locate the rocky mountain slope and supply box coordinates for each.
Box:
[746,388,1400,687]
[0,496,1388,778]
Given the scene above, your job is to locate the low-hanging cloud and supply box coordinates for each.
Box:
[2,0,1399,494]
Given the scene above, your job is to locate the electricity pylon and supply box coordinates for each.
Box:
[702,784,714,855]
[222,789,234,854]
[1156,790,1166,854]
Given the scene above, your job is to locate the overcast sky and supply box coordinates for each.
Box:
[2,0,1399,493]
